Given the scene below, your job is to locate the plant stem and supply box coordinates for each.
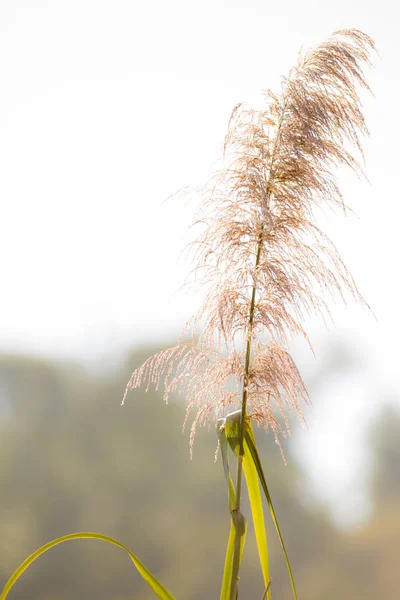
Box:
[236,226,264,502]
[230,94,284,600]
[230,228,264,600]
[261,579,272,600]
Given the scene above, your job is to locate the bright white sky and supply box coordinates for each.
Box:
[0,0,398,525]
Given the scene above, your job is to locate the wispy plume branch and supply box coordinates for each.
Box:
[123,29,375,453]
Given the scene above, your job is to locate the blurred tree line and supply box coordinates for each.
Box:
[0,345,399,599]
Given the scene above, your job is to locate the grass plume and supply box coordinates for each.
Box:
[123,28,375,455]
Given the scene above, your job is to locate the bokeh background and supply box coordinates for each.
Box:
[1,1,399,598]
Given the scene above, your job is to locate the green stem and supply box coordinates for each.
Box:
[230,228,264,600]
[229,91,288,600]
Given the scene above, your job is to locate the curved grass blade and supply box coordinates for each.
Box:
[0,532,176,600]
[244,424,298,600]
[217,418,247,600]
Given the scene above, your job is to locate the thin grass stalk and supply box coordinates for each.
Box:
[231,228,264,599]
[261,580,272,600]
[232,90,290,594]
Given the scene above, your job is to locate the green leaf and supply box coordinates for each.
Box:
[220,508,247,600]
[217,418,247,600]
[243,433,271,597]
[244,424,298,600]
[0,532,176,600]
[224,412,271,598]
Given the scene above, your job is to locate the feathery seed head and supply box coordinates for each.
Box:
[123,29,375,453]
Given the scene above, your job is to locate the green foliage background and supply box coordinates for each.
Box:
[0,346,398,599]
